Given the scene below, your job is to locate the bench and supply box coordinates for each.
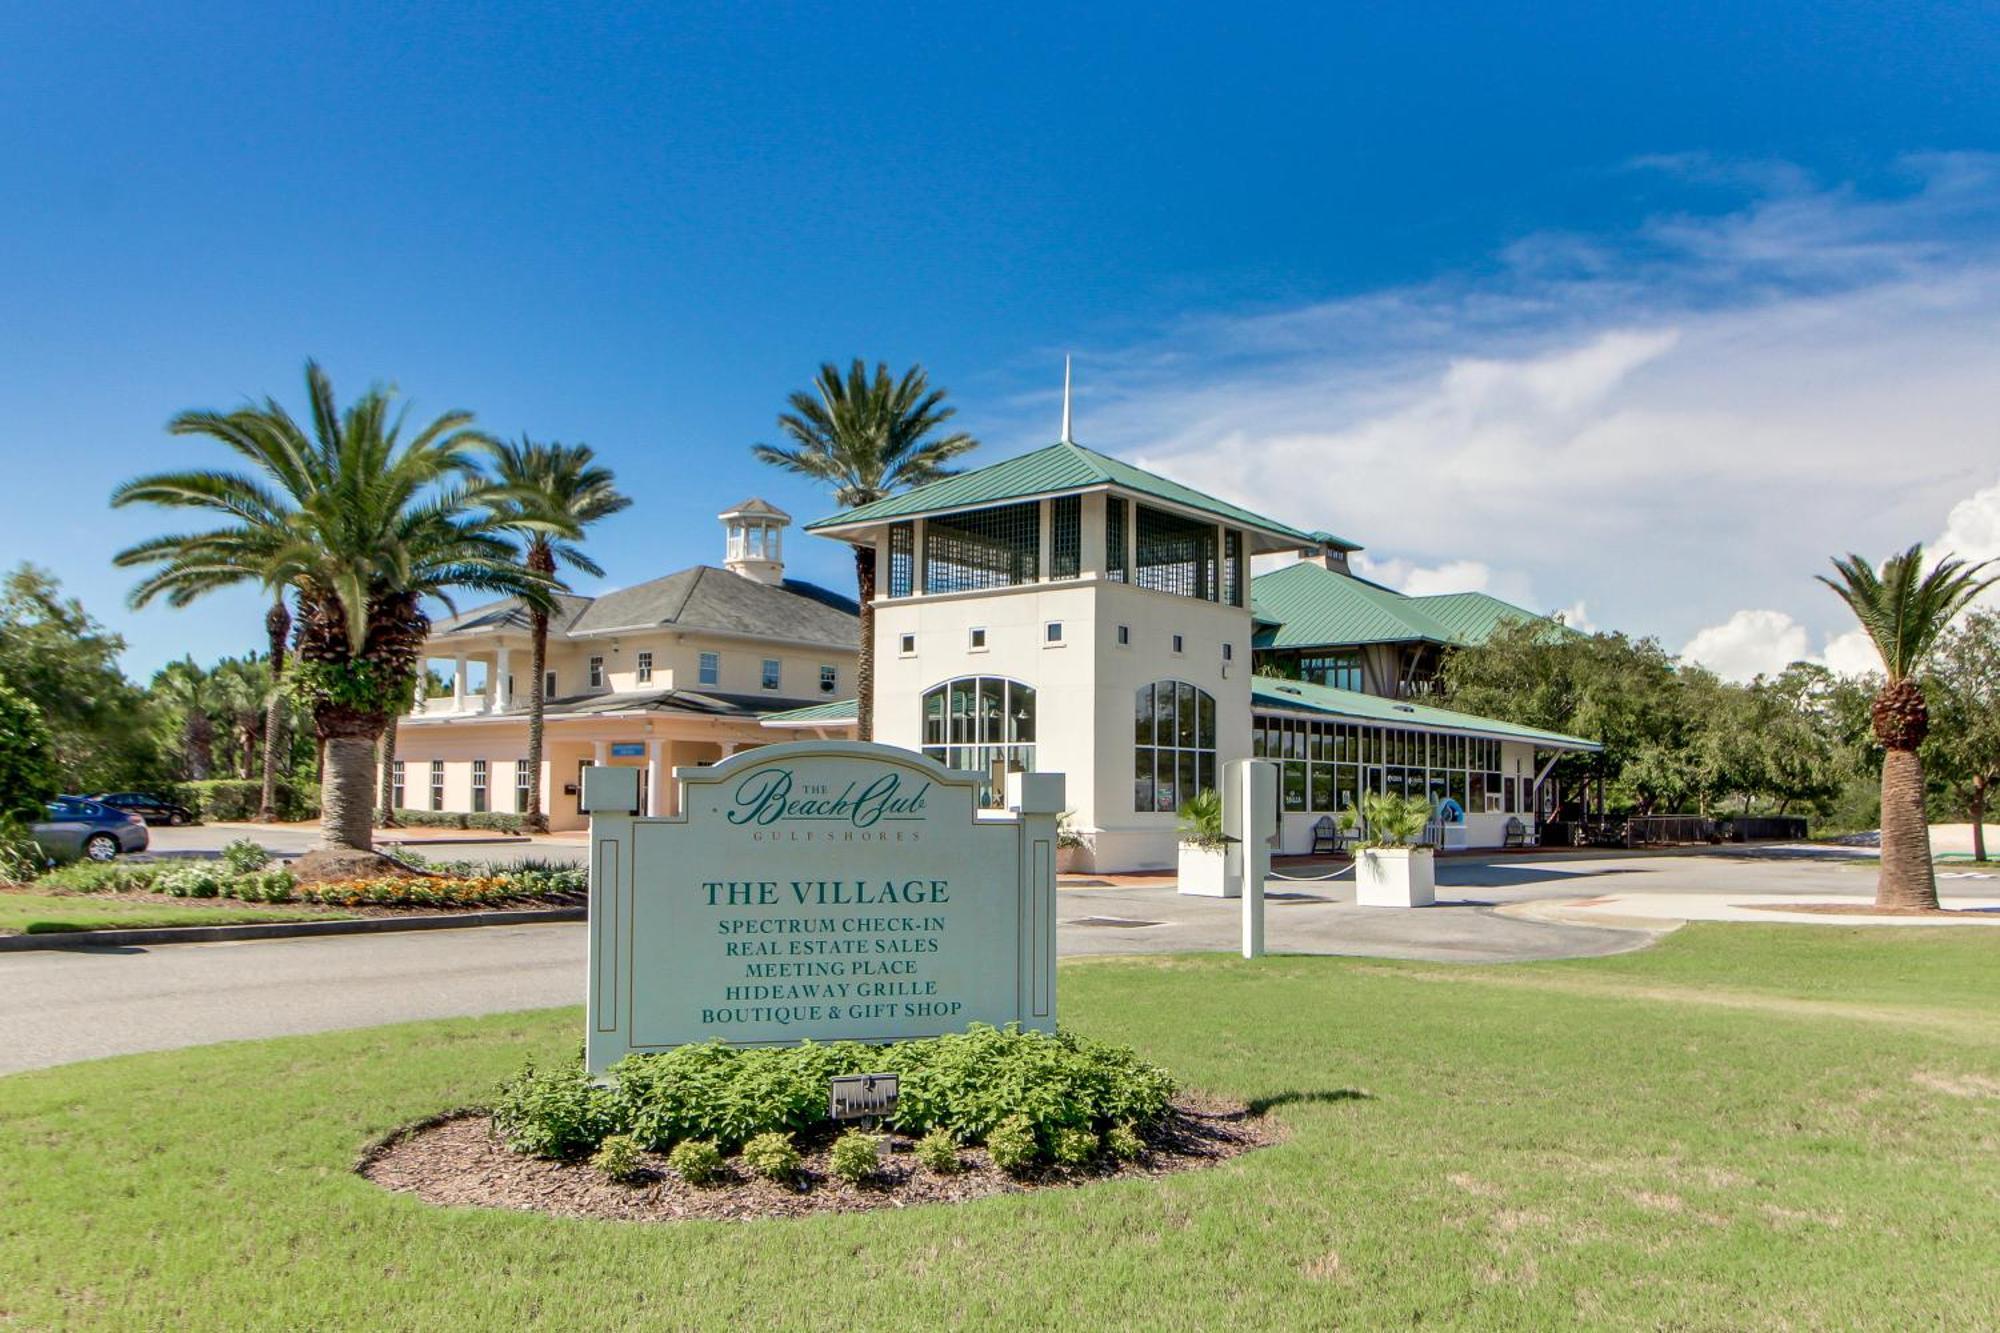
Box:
[1309,815,1355,856]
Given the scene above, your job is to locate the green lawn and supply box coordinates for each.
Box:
[1,925,1995,1329]
[0,892,351,935]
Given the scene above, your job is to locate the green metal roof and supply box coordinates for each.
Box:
[804,440,1338,549]
[1249,562,1461,649]
[1250,677,1601,751]
[1404,591,1544,646]
[759,697,858,726]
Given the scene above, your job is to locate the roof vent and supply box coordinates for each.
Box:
[1394,703,1415,713]
[1277,685,1302,696]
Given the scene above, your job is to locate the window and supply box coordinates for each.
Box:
[819,664,838,695]
[1171,634,1184,654]
[1044,621,1063,644]
[887,521,915,598]
[1049,494,1081,579]
[1116,624,1130,646]
[471,759,489,814]
[698,651,719,686]
[429,760,445,812]
[921,677,1037,803]
[1222,642,1234,662]
[544,671,557,699]
[899,633,916,655]
[636,651,653,683]
[391,760,405,809]
[1105,496,1128,583]
[589,656,604,688]
[969,627,987,650]
[1135,504,1218,600]
[1299,651,1363,692]
[761,658,781,691]
[1134,681,1217,812]
[515,759,533,813]
[1223,529,1245,607]
[924,501,1039,594]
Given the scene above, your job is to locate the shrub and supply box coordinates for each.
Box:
[0,676,57,824]
[591,1133,646,1184]
[1052,1126,1099,1167]
[230,869,297,902]
[829,1130,879,1184]
[914,1128,961,1174]
[184,779,317,822]
[1176,789,1226,851]
[0,816,49,884]
[155,863,227,898]
[740,1131,803,1182]
[219,838,272,873]
[492,1061,623,1160]
[494,1028,1178,1164]
[986,1114,1039,1174]
[667,1139,724,1186]
[1105,1122,1145,1162]
[387,808,525,834]
[36,862,161,894]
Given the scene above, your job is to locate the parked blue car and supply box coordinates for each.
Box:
[30,796,150,864]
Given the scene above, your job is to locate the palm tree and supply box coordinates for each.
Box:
[485,439,631,832]
[751,360,976,739]
[1819,544,1995,909]
[208,656,270,779]
[113,360,566,868]
[258,596,291,820]
[151,658,217,781]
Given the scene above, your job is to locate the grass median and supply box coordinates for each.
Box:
[1,924,1995,1328]
[0,891,352,935]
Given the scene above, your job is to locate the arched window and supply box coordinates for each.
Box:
[921,677,1036,797]
[1135,680,1216,812]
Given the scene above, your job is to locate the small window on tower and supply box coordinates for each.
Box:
[969,627,987,650]
[636,651,653,683]
[899,633,916,656]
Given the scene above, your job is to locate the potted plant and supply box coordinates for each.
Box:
[1056,810,1091,874]
[1176,789,1232,897]
[1342,792,1437,907]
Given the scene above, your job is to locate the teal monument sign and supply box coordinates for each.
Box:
[582,740,1063,1073]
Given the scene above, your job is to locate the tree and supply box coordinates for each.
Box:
[1819,545,1996,908]
[0,565,163,791]
[0,674,57,819]
[1925,608,2000,862]
[150,658,219,780]
[485,438,631,832]
[112,360,564,866]
[751,360,977,740]
[209,656,273,779]
[258,597,291,820]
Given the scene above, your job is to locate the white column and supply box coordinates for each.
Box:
[646,739,664,817]
[593,740,609,765]
[496,647,513,710]
[452,657,467,710]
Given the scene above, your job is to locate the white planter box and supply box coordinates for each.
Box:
[1177,843,1232,897]
[1355,847,1436,908]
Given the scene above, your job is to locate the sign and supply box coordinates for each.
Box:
[829,1073,899,1122]
[609,742,646,758]
[584,740,1063,1073]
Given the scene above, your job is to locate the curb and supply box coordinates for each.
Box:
[0,906,585,952]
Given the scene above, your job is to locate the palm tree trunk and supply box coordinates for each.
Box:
[377,719,399,827]
[186,714,213,782]
[525,609,549,832]
[1877,746,1938,909]
[319,735,378,852]
[854,544,876,742]
[1972,777,1988,864]
[257,598,290,821]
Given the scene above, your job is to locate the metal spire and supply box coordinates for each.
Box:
[1060,355,1074,444]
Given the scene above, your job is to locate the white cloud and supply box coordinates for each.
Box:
[1680,610,1813,682]
[1553,600,1596,633]
[1935,474,2000,607]
[1821,628,1882,679]
[1058,154,2000,658]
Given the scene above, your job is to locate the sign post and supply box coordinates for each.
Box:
[1224,758,1278,958]
[583,741,1063,1074]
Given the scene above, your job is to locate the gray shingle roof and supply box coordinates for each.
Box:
[430,567,858,649]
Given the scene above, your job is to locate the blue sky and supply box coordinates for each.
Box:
[4,3,1999,679]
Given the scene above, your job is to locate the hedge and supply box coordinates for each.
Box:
[386,808,526,834]
[184,779,320,823]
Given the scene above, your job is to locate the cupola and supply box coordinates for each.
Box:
[719,498,791,584]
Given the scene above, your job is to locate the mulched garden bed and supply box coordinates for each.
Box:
[358,1094,1280,1223]
[0,886,583,919]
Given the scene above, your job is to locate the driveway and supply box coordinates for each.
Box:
[5,845,1991,1077]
